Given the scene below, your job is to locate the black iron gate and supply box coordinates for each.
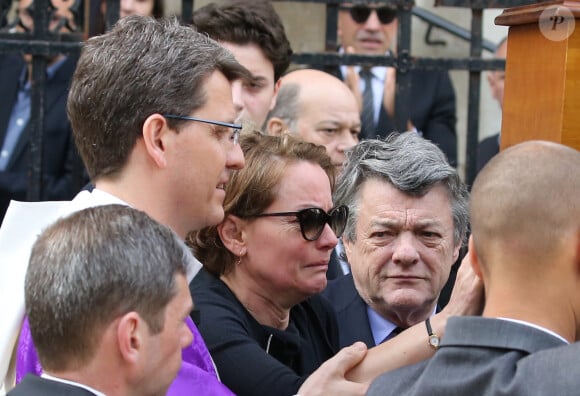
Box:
[0,0,537,206]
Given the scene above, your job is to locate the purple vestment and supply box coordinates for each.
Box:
[16,316,234,396]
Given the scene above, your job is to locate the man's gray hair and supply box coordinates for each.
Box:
[266,82,300,132]
[25,204,192,371]
[334,132,469,245]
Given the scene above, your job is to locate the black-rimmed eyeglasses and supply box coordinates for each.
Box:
[249,205,349,241]
[163,114,242,145]
[339,4,397,25]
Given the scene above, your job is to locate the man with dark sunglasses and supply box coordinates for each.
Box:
[328,1,458,167]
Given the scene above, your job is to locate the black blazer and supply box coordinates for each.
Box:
[321,65,457,167]
[8,374,96,395]
[326,248,346,280]
[0,55,80,222]
[322,273,376,348]
[322,272,450,349]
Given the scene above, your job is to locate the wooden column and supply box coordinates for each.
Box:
[496,1,580,151]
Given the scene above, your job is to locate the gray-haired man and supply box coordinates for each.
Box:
[323,132,469,348]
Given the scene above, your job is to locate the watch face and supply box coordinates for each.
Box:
[429,335,440,348]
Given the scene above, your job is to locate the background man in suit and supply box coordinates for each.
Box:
[367,140,580,395]
[323,133,469,348]
[266,68,360,279]
[0,0,82,222]
[9,205,194,396]
[333,1,457,166]
[476,37,507,173]
[192,0,293,129]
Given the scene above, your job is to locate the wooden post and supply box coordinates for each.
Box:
[496,1,580,151]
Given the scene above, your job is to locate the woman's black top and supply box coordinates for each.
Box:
[190,269,339,396]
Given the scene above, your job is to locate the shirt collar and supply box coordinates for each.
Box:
[497,317,570,344]
[367,305,436,346]
[338,48,389,83]
[19,55,68,89]
[41,373,106,396]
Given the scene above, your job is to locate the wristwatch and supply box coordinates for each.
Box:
[425,318,440,350]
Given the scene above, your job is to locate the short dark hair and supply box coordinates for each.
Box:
[25,205,192,371]
[68,16,249,180]
[192,0,292,82]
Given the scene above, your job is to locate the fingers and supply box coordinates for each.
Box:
[297,342,368,396]
[332,341,368,373]
[443,248,485,317]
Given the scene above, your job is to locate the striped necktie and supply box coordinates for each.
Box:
[380,326,404,344]
[359,68,375,139]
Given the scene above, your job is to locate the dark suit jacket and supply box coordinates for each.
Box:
[8,374,96,395]
[321,65,457,167]
[476,132,500,173]
[322,273,376,348]
[0,55,80,222]
[326,248,346,280]
[323,273,451,349]
[367,316,568,396]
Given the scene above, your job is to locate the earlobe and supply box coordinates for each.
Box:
[218,215,246,256]
[117,312,142,364]
[142,114,170,169]
[467,236,483,280]
[343,238,353,261]
[266,117,287,136]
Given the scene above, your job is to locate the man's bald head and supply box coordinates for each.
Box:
[471,141,580,269]
[267,69,361,171]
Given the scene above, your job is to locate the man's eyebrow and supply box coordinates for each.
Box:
[249,74,267,84]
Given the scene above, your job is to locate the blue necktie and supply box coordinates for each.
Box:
[380,326,403,344]
[360,68,375,139]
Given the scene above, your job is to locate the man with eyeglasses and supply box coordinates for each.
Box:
[1,15,373,396]
[329,1,458,167]
[323,132,469,350]
[1,16,247,396]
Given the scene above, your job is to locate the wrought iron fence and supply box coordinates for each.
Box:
[0,0,537,206]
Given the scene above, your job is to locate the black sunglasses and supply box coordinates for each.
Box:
[250,205,349,241]
[340,4,397,25]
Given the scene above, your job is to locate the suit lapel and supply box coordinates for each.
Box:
[334,274,376,348]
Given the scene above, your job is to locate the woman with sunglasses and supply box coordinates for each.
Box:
[188,131,480,396]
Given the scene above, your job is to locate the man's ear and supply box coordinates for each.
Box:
[117,312,144,365]
[467,236,483,281]
[218,215,247,257]
[343,237,353,262]
[269,78,282,112]
[266,117,289,136]
[142,113,171,169]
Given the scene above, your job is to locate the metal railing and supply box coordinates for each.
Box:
[0,0,538,204]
